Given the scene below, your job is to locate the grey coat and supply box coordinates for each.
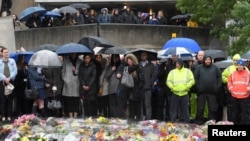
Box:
[105,65,120,94]
[61,57,82,97]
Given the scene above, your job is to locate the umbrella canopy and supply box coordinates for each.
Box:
[125,48,158,61]
[9,51,34,64]
[170,14,189,20]
[59,6,78,13]
[28,50,62,68]
[98,46,128,54]
[78,36,114,51]
[69,3,90,9]
[56,43,92,55]
[43,11,62,17]
[19,6,47,22]
[214,59,233,69]
[35,44,59,52]
[163,37,201,53]
[161,47,194,56]
[242,50,250,60]
[179,53,194,61]
[204,49,227,59]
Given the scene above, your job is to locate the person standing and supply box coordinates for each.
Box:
[25,12,42,28]
[61,53,82,118]
[105,54,121,118]
[139,51,157,120]
[190,50,207,122]
[43,67,63,117]
[227,59,250,124]
[29,66,47,118]
[0,48,17,122]
[78,54,97,117]
[167,58,195,123]
[13,55,29,116]
[194,56,222,125]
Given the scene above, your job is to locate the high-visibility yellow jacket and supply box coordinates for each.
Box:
[166,67,195,96]
[228,69,250,99]
[222,65,249,84]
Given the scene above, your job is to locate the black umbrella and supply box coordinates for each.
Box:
[214,59,233,69]
[78,36,114,51]
[242,50,250,60]
[35,44,59,52]
[98,46,128,54]
[204,49,227,59]
[69,3,90,9]
[125,48,158,61]
[56,43,92,55]
[170,14,189,20]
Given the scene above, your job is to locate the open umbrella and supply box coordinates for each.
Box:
[242,50,250,60]
[43,11,62,17]
[69,3,90,9]
[163,37,201,53]
[59,6,78,13]
[161,47,194,56]
[28,50,62,68]
[125,48,158,61]
[204,49,227,59]
[78,36,114,51]
[98,46,128,54]
[19,6,47,22]
[214,59,233,69]
[170,14,189,20]
[9,51,34,64]
[56,43,92,55]
[35,44,59,52]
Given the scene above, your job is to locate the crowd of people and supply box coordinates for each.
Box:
[10,6,196,30]
[0,45,249,125]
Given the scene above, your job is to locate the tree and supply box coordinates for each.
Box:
[223,1,250,55]
[175,0,250,55]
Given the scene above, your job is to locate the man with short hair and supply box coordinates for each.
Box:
[139,51,157,120]
[0,47,17,122]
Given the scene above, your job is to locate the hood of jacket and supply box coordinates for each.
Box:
[125,53,138,65]
[203,55,213,67]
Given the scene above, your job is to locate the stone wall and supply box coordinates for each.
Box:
[14,24,227,51]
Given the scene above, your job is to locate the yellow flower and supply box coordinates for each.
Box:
[20,136,29,141]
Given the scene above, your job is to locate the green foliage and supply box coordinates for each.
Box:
[175,0,250,56]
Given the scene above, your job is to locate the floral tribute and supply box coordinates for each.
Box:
[1,115,234,141]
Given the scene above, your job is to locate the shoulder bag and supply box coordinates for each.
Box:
[25,79,38,100]
[121,66,134,88]
[4,83,15,96]
[47,94,62,110]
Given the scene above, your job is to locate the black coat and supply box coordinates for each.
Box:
[78,62,97,100]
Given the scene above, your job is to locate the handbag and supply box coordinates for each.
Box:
[4,83,15,96]
[121,66,134,88]
[25,87,38,100]
[47,96,62,110]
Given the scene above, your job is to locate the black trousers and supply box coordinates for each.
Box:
[0,80,13,118]
[196,94,218,122]
[129,99,142,121]
[227,95,250,125]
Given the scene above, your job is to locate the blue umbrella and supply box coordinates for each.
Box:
[56,43,93,55]
[19,6,47,22]
[43,11,62,17]
[162,37,201,53]
[161,47,194,56]
[9,51,34,64]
